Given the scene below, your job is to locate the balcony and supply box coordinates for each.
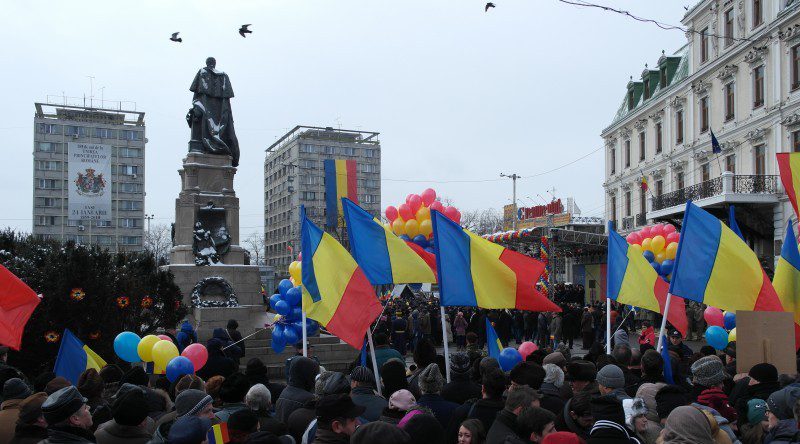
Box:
[648,173,779,219]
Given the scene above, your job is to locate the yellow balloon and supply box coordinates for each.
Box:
[274,314,283,323]
[416,206,431,221]
[655,252,666,263]
[392,218,406,235]
[629,244,643,255]
[289,261,302,283]
[405,219,420,238]
[152,340,179,370]
[419,219,433,237]
[641,238,653,252]
[137,335,161,362]
[665,242,678,260]
[651,235,666,254]
[728,327,736,342]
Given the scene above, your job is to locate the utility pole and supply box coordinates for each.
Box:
[145,214,155,232]
[500,173,520,230]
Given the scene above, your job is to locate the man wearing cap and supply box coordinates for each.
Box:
[348,367,387,423]
[690,355,737,423]
[39,386,93,443]
[8,392,47,444]
[442,353,481,405]
[371,333,404,371]
[149,389,214,444]
[415,363,458,428]
[764,385,800,443]
[0,378,32,443]
[730,362,781,426]
[596,364,630,402]
[667,330,693,361]
[565,360,598,396]
[215,372,250,422]
[93,387,152,444]
[312,394,364,444]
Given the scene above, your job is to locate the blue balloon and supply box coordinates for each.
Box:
[705,326,729,350]
[285,287,302,306]
[650,261,660,273]
[723,312,736,330]
[305,318,319,335]
[166,356,195,383]
[424,247,435,253]
[498,348,522,372]
[275,300,291,316]
[272,324,285,344]
[400,235,411,242]
[660,259,674,276]
[278,279,293,297]
[290,322,304,338]
[269,294,282,311]
[287,307,303,322]
[113,331,141,363]
[283,325,299,345]
[271,337,286,353]
[643,251,655,262]
[413,235,429,249]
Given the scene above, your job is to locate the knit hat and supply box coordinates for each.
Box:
[655,385,688,420]
[748,363,778,384]
[767,386,800,420]
[543,364,565,389]
[121,366,149,387]
[112,386,149,426]
[17,392,48,425]
[389,389,416,411]
[175,389,213,417]
[747,398,768,425]
[542,431,581,444]
[168,415,212,444]
[44,377,70,395]
[565,360,596,382]
[418,363,444,394]
[596,364,625,390]
[350,366,375,386]
[450,353,471,375]
[76,368,103,400]
[690,355,726,387]
[3,378,31,401]
[543,352,566,368]
[591,395,625,425]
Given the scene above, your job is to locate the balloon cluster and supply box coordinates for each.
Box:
[384,188,460,254]
[288,252,302,285]
[625,223,680,280]
[113,331,208,382]
[703,307,736,350]
[268,278,318,354]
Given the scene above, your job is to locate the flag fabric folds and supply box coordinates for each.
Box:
[773,220,800,349]
[207,423,229,444]
[324,159,358,227]
[660,335,675,384]
[431,210,560,312]
[54,329,106,385]
[607,228,687,336]
[341,198,435,285]
[640,175,648,192]
[711,130,722,153]
[0,265,41,350]
[778,153,800,220]
[300,209,382,349]
[728,205,744,241]
[669,201,783,312]
[486,318,503,360]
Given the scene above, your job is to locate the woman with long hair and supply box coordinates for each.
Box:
[457,418,486,444]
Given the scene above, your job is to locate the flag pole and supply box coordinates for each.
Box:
[656,293,673,352]
[440,306,451,383]
[365,328,382,394]
[301,310,308,357]
[606,298,611,354]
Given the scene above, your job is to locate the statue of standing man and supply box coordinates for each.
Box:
[186,57,240,167]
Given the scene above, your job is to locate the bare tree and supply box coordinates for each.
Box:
[460,208,504,235]
[243,232,266,265]
[143,223,172,264]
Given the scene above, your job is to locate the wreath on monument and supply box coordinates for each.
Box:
[190,277,239,308]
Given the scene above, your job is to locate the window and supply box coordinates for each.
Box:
[120,236,142,246]
[118,183,142,193]
[611,196,617,225]
[625,191,631,217]
[625,140,631,168]
[36,216,57,226]
[660,68,667,88]
[701,28,709,63]
[677,172,685,190]
[120,218,141,228]
[655,179,663,196]
[299,159,316,168]
[639,132,646,161]
[299,144,317,154]
[610,148,616,174]
[323,146,336,155]
[655,123,663,154]
[792,45,800,91]
[360,163,378,173]
[676,110,684,144]
[95,235,113,245]
[118,200,143,211]
[639,188,646,216]
[37,142,59,153]
[793,130,800,152]
[754,145,766,175]
[65,126,89,137]
[96,220,112,227]
[725,82,735,121]
[700,97,709,133]
[754,65,765,108]
[628,90,635,110]
[362,194,379,204]
[94,128,117,139]
[118,165,139,176]
[701,163,710,182]
[120,130,142,141]
[363,149,378,158]
[753,0,763,28]
[726,154,736,173]
[300,191,316,201]
[37,123,62,135]
[36,160,60,171]
[37,197,57,208]
[337,147,356,156]
[724,9,734,48]
[643,80,650,100]
[118,147,141,158]
[36,179,59,189]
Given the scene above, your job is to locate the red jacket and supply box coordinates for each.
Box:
[638,327,655,346]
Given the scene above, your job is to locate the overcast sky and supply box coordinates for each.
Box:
[0,1,688,241]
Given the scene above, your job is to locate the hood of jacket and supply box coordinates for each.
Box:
[766,418,800,443]
[180,321,194,334]
[287,356,320,391]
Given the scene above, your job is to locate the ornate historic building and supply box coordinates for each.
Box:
[602,0,800,265]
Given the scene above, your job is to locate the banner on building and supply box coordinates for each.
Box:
[68,142,111,221]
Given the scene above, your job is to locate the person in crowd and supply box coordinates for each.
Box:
[447,367,507,443]
[454,312,469,351]
[379,389,416,425]
[245,383,289,438]
[312,394,364,444]
[565,360,598,396]
[348,367,387,423]
[226,319,245,363]
[275,356,319,423]
[120,367,148,388]
[97,366,122,403]
[350,421,411,444]
[509,362,546,392]
[540,364,565,416]
[580,308,594,350]
[392,311,409,356]
[537,313,550,349]
[166,416,211,444]
[597,364,631,402]
[94,386,152,444]
[175,320,198,352]
[285,343,319,378]
[246,358,285,404]
[628,350,643,379]
[458,418,486,444]
[407,339,438,399]
[39,386,94,444]
[763,385,800,443]
[401,411,445,444]
[76,369,104,421]
[0,378,32,443]
[667,330,693,361]
[486,386,538,444]
[227,409,259,443]
[442,353,482,405]
[554,390,593,441]
[654,385,689,426]
[415,363,458,428]
[216,372,251,422]
[549,313,563,349]
[543,352,567,371]
[466,333,485,365]
[690,355,737,423]
[205,376,225,408]
[611,321,630,350]
[197,338,237,380]
[723,343,737,376]
[516,406,557,443]
[739,398,768,444]
[730,362,781,426]
[637,321,655,353]
[212,326,243,365]
[150,388,214,444]
[623,397,658,444]
[372,333,405,371]
[8,392,47,444]
[287,370,351,444]
[587,395,638,443]
[380,359,409,399]
[611,345,640,397]
[562,308,578,350]
[661,405,729,443]
[639,350,665,385]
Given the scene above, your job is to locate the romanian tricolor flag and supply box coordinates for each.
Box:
[324,159,358,228]
[640,175,649,192]
[779,153,800,219]
[0,264,41,350]
[669,202,784,313]
[207,423,229,444]
[300,209,382,348]
[772,220,800,349]
[431,210,560,311]
[486,318,503,360]
[341,198,436,285]
[53,329,107,385]
[607,227,687,335]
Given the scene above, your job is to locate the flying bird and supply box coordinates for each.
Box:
[485,2,495,12]
[239,24,252,38]
[170,32,182,43]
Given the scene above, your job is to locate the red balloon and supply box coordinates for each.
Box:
[640,226,652,239]
[663,224,677,235]
[157,335,173,343]
[385,206,398,222]
[430,201,445,214]
[704,307,724,327]
[650,224,665,237]
[444,206,459,222]
[626,232,641,245]
[406,194,414,203]
[421,188,437,206]
[666,232,680,244]
[408,194,422,213]
[398,204,414,221]
[181,343,208,371]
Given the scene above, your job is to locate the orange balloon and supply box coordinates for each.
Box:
[416,206,431,221]
[392,218,406,235]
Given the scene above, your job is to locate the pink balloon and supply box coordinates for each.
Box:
[444,206,459,222]
[157,335,173,343]
[421,188,437,206]
[666,232,680,244]
[408,195,423,213]
[518,341,538,360]
[297,252,302,261]
[429,201,445,214]
[640,226,652,239]
[181,343,208,371]
[385,206,398,222]
[663,224,677,235]
[406,194,414,203]
[626,232,641,245]
[398,204,414,221]
[704,307,725,327]
[453,209,461,224]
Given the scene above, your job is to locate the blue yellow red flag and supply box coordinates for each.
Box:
[778,153,800,220]
[207,423,229,444]
[431,210,560,312]
[324,159,358,227]
[669,201,784,312]
[53,329,107,385]
[300,208,382,348]
[486,318,503,360]
[773,220,800,349]
[341,198,435,285]
[728,206,744,241]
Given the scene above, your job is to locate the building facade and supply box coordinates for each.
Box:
[264,126,381,274]
[32,102,146,252]
[602,0,800,265]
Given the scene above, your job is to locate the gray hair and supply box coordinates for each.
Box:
[505,385,537,412]
[543,363,565,389]
[245,383,271,412]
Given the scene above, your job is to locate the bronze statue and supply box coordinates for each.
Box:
[186,57,240,167]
